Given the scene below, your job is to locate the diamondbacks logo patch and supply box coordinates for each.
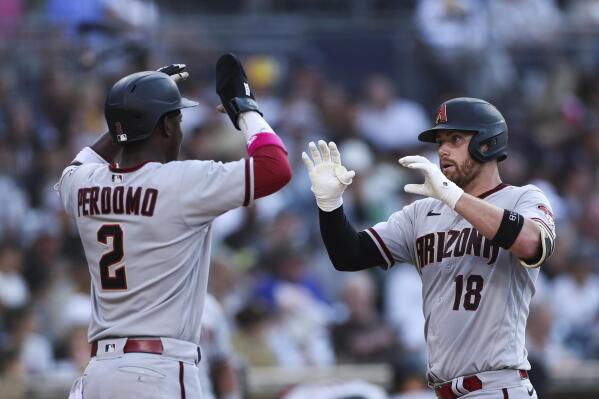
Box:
[435,103,447,125]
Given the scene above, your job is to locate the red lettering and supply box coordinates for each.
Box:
[453,228,470,257]
[90,187,100,215]
[113,186,124,214]
[101,187,111,214]
[82,188,90,216]
[77,189,84,217]
[423,233,435,266]
[416,236,424,269]
[141,189,158,216]
[126,187,142,215]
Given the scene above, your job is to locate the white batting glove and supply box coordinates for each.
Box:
[302,140,356,212]
[399,155,464,209]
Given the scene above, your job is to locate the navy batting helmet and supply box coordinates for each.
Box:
[418,97,508,162]
[105,71,198,144]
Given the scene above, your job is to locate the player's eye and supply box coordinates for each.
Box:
[451,135,462,144]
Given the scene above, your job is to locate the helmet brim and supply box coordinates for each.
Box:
[179,97,200,109]
[418,125,478,143]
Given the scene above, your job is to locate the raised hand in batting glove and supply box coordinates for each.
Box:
[302,140,355,212]
[156,64,189,82]
[399,155,464,209]
[216,53,262,130]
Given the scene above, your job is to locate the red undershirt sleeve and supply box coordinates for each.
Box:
[251,145,292,199]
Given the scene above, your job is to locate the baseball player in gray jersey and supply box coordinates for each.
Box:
[57,55,291,399]
[302,98,556,399]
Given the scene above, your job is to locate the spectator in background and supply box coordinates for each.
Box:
[252,246,334,367]
[331,272,400,364]
[356,75,429,155]
[526,304,556,399]
[0,242,29,309]
[389,359,435,399]
[413,0,508,99]
[384,265,426,356]
[3,305,54,375]
[550,247,599,359]
[199,294,241,399]
[0,347,25,399]
[232,300,279,367]
[488,0,562,49]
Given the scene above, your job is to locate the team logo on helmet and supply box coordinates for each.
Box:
[115,122,128,142]
[435,103,447,125]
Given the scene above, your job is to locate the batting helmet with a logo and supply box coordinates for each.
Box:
[418,97,508,162]
[105,71,198,144]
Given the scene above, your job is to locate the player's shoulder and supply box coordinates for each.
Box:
[389,197,441,220]
[504,183,550,203]
[506,183,545,195]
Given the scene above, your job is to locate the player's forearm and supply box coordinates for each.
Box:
[454,193,541,259]
[319,206,385,271]
[89,131,121,163]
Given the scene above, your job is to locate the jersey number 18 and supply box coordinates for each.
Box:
[452,274,483,311]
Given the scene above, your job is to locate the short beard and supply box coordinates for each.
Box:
[444,158,481,188]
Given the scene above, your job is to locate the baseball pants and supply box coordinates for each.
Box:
[434,369,537,399]
[69,337,202,399]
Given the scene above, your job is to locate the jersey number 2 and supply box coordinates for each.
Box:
[452,274,483,311]
[97,224,127,290]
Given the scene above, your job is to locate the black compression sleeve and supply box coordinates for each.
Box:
[319,206,387,271]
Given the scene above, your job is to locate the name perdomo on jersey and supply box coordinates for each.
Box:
[77,186,158,217]
[416,227,500,268]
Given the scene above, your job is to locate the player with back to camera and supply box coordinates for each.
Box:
[57,55,291,399]
[302,98,555,399]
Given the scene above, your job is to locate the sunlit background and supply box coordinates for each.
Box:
[0,1,598,398]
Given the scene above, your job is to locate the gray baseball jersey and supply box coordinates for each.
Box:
[365,183,555,383]
[56,147,254,344]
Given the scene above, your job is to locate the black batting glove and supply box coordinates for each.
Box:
[216,53,262,130]
[156,64,189,82]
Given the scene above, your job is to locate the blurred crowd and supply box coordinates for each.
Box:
[1,0,599,398]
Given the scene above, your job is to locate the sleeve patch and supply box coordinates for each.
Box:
[537,204,555,231]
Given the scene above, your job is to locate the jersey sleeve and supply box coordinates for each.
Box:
[55,147,108,217]
[179,158,251,226]
[513,185,556,265]
[366,202,418,269]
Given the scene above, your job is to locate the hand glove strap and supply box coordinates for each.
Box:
[225,98,263,129]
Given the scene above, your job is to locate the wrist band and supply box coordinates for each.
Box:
[491,209,524,249]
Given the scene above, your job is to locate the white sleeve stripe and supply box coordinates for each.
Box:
[249,157,255,206]
[364,228,394,268]
[243,157,255,207]
[531,218,555,240]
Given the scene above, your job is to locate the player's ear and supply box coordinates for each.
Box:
[161,110,180,138]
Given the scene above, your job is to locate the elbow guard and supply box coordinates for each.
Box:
[520,223,555,268]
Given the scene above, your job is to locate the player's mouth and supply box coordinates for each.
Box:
[441,161,455,174]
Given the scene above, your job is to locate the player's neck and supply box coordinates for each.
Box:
[120,142,169,167]
[462,164,502,197]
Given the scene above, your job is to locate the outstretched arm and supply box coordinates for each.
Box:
[303,140,385,271]
[216,53,291,199]
[319,206,386,271]
[399,156,554,267]
[453,194,543,261]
